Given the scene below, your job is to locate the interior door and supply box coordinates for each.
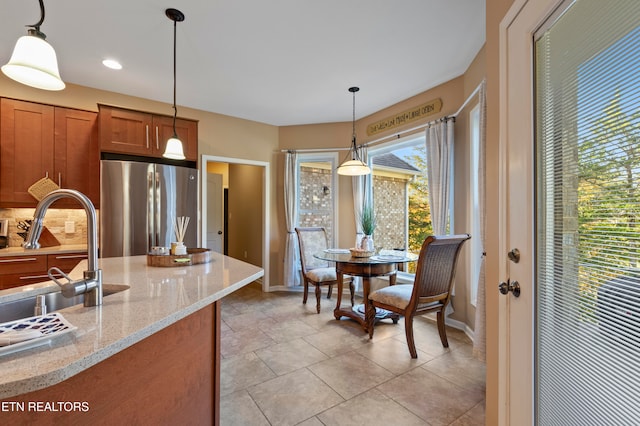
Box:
[207,173,223,253]
[499,0,560,423]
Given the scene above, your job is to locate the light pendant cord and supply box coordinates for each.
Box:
[352,88,356,158]
[349,86,360,161]
[29,0,46,38]
[172,15,178,138]
[166,8,184,139]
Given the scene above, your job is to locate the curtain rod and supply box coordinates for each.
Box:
[452,79,485,117]
[279,79,485,154]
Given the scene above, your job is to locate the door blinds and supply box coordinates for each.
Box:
[535,0,640,424]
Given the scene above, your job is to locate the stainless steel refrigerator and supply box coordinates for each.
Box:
[100,159,198,257]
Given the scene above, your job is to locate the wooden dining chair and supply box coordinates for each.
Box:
[295,227,354,313]
[367,234,471,358]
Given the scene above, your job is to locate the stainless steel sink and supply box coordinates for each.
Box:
[0,284,130,324]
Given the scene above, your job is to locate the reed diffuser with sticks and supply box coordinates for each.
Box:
[171,216,190,255]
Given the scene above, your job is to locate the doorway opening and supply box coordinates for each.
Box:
[201,155,270,291]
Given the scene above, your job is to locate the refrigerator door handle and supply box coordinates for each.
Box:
[155,172,161,246]
[147,171,155,249]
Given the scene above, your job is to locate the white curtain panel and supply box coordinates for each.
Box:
[425,119,453,235]
[283,151,300,287]
[426,118,454,313]
[473,83,487,361]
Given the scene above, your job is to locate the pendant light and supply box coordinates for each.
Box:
[337,87,371,176]
[163,8,186,160]
[2,0,65,91]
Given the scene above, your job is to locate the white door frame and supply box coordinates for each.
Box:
[200,154,270,292]
[499,0,565,424]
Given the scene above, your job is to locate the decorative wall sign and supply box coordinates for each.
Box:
[366,98,442,136]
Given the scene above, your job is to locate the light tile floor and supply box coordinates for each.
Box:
[220,283,486,426]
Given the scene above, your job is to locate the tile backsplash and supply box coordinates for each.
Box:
[0,208,96,247]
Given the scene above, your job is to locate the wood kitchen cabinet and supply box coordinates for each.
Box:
[0,251,87,290]
[0,98,99,208]
[98,104,197,161]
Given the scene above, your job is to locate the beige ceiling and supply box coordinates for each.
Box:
[0,0,486,126]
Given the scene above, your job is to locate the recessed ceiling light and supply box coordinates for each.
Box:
[102,59,122,70]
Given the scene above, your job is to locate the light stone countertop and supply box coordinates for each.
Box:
[0,253,264,399]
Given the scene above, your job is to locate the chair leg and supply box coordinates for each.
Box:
[436,310,449,348]
[315,285,322,314]
[327,284,333,299]
[405,315,418,358]
[302,279,309,305]
[349,281,355,307]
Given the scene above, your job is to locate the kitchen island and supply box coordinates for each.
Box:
[0,252,263,424]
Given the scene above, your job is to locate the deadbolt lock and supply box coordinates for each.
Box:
[498,279,521,297]
[508,248,520,263]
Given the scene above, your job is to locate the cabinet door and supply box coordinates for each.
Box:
[48,252,88,273]
[0,273,54,289]
[153,115,198,161]
[0,99,55,207]
[54,108,100,207]
[0,254,47,275]
[99,105,153,156]
[0,254,49,288]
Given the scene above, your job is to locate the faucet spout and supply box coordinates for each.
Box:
[24,189,102,307]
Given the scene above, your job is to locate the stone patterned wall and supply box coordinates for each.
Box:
[0,208,90,247]
[373,176,408,251]
[298,166,334,241]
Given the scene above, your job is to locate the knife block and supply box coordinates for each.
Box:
[38,226,61,248]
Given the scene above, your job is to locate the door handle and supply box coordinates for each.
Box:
[218,231,223,235]
[499,279,521,297]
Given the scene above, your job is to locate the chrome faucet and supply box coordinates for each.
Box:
[23,189,103,307]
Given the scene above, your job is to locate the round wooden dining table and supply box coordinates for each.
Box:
[314,250,418,332]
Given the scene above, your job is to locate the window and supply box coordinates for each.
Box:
[369,136,433,255]
[469,104,481,306]
[296,153,338,246]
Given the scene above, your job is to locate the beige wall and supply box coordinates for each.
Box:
[206,162,229,187]
[228,164,263,267]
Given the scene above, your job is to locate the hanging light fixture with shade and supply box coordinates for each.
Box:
[2,0,65,91]
[337,86,371,176]
[163,8,186,160]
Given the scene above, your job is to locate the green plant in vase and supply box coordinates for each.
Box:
[359,204,376,251]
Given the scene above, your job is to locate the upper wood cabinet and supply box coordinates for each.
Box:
[0,98,99,208]
[98,105,197,161]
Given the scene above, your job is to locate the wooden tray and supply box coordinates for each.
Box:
[146,248,212,267]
